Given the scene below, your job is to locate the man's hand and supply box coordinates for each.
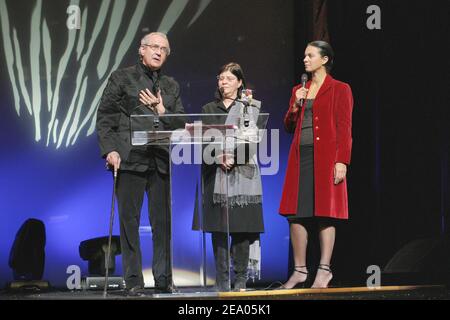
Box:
[106,151,121,172]
[139,89,165,114]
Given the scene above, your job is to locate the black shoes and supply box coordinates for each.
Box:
[233,278,247,292]
[278,265,309,289]
[126,284,179,295]
[126,285,146,297]
[214,281,230,292]
[214,279,247,292]
[154,284,178,294]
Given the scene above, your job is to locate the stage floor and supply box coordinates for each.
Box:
[1,285,449,300]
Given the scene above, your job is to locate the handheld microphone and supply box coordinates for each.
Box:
[300,73,308,107]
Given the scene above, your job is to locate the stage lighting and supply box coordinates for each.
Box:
[383,235,450,286]
[79,236,121,276]
[79,236,124,290]
[8,218,50,290]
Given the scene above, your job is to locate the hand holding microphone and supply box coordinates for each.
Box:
[293,73,308,111]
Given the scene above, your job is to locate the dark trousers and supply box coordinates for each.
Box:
[212,232,250,290]
[116,170,171,289]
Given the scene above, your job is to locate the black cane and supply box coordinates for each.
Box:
[103,169,118,298]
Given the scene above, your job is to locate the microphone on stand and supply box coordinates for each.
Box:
[219,87,256,128]
[152,75,160,129]
[241,89,253,127]
[299,73,308,107]
[152,112,160,129]
[219,87,254,107]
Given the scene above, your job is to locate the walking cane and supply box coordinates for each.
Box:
[103,169,118,298]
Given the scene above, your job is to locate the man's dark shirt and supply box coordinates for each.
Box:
[96,62,185,174]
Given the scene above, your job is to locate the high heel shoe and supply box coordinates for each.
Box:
[278,266,309,289]
[311,264,333,288]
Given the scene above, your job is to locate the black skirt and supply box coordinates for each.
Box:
[192,165,265,233]
[288,145,314,220]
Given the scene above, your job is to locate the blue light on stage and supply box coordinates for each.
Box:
[0,0,294,288]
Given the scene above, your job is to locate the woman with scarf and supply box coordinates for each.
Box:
[194,62,264,291]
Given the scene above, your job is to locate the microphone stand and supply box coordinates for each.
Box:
[242,99,252,127]
[221,90,257,128]
[232,98,254,128]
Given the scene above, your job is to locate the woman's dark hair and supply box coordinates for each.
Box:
[215,62,246,100]
[308,40,334,73]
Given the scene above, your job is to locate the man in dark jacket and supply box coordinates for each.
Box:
[96,32,184,295]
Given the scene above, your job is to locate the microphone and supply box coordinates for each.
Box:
[241,89,253,127]
[153,113,160,129]
[152,74,160,95]
[299,73,308,107]
[219,87,256,127]
[152,74,160,128]
[219,87,252,107]
[243,107,250,127]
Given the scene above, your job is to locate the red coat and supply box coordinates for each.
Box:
[279,74,353,219]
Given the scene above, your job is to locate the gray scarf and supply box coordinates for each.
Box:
[213,101,263,207]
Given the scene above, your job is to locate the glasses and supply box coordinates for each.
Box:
[217,75,238,82]
[142,44,170,55]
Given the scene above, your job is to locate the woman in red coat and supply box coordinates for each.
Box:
[279,41,353,288]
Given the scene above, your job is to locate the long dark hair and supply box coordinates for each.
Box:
[308,40,334,73]
[215,62,246,100]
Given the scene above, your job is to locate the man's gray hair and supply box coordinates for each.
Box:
[140,32,171,56]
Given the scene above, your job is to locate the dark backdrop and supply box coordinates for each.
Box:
[296,0,450,282]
